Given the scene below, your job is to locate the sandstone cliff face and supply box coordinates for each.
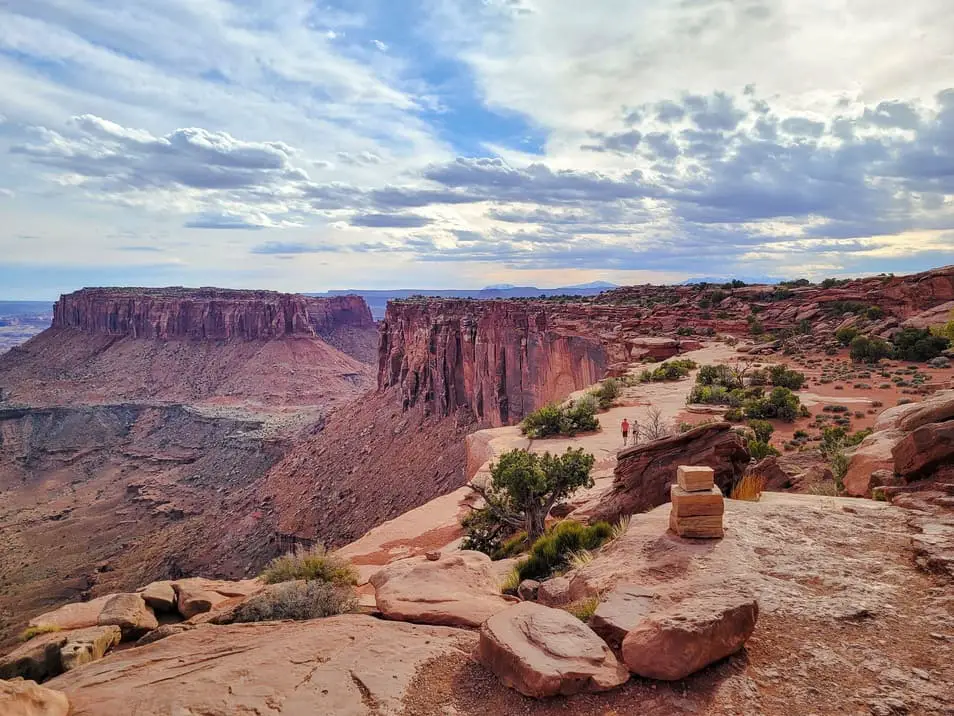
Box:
[378,300,613,427]
[52,288,373,342]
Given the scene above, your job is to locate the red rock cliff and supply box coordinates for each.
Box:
[377,300,622,427]
[52,288,373,341]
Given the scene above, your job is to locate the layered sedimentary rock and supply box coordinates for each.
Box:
[378,300,640,427]
[52,288,373,342]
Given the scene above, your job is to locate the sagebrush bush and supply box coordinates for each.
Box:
[260,545,358,586]
[515,520,613,582]
[768,364,806,390]
[588,378,621,409]
[232,580,356,623]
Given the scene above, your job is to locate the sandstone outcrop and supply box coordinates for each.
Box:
[47,615,475,716]
[370,551,514,628]
[845,390,954,496]
[26,597,114,633]
[138,581,176,612]
[0,678,69,716]
[172,578,263,620]
[585,422,749,523]
[745,452,834,492]
[621,592,759,680]
[477,601,629,698]
[378,300,610,426]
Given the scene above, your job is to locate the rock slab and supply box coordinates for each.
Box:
[370,551,515,628]
[621,593,758,680]
[97,594,158,637]
[589,584,658,650]
[59,626,122,673]
[0,678,70,716]
[477,601,629,698]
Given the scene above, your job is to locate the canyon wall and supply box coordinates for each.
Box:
[378,300,626,427]
[52,288,373,342]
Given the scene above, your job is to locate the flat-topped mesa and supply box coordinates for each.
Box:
[52,288,373,341]
[378,299,643,427]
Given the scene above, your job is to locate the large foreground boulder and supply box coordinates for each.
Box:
[621,592,759,681]
[892,421,954,478]
[370,551,515,628]
[47,615,474,716]
[477,601,629,698]
[586,422,749,523]
[0,679,69,716]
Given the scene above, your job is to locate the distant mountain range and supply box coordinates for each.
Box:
[310,283,619,320]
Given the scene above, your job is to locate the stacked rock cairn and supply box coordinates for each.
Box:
[669,465,724,538]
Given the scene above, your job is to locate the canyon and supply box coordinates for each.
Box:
[2,268,954,714]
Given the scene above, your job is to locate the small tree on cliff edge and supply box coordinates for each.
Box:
[465,448,595,547]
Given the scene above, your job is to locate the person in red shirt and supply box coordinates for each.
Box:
[620,418,630,446]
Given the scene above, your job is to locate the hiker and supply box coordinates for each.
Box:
[620,418,630,446]
[631,417,639,445]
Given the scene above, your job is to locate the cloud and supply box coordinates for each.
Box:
[349,213,433,228]
[185,212,269,230]
[250,241,341,255]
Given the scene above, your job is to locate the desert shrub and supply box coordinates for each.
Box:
[730,473,766,501]
[768,364,806,390]
[748,318,765,335]
[588,378,621,409]
[891,327,950,362]
[515,520,613,582]
[931,311,954,341]
[928,356,951,369]
[260,545,358,586]
[724,407,744,422]
[499,566,522,594]
[747,439,780,460]
[743,387,801,422]
[464,448,595,546]
[492,532,529,560]
[866,306,885,320]
[747,419,775,443]
[747,368,768,386]
[835,327,859,346]
[696,364,742,389]
[232,580,356,623]
[521,398,599,438]
[850,335,893,363]
[640,406,674,441]
[676,326,695,336]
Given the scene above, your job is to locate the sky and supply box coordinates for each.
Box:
[1,0,953,299]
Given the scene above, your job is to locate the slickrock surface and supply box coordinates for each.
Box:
[477,602,629,698]
[0,678,69,716]
[370,551,515,628]
[48,615,476,716]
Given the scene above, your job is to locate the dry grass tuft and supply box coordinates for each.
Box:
[500,566,522,594]
[567,549,594,570]
[730,473,766,501]
[232,581,356,623]
[563,597,600,622]
[610,514,631,541]
[19,624,61,642]
[260,545,358,586]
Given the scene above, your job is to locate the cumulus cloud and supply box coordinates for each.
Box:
[349,213,433,228]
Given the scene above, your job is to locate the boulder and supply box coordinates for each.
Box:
[59,626,122,672]
[621,592,758,680]
[0,633,67,682]
[893,422,954,478]
[589,584,658,649]
[139,581,177,612]
[0,678,69,716]
[173,582,227,620]
[517,580,540,601]
[746,453,833,492]
[477,601,629,698]
[536,576,572,607]
[370,551,514,628]
[844,429,905,497]
[586,423,749,523]
[47,615,474,716]
[97,594,158,638]
[27,596,114,632]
